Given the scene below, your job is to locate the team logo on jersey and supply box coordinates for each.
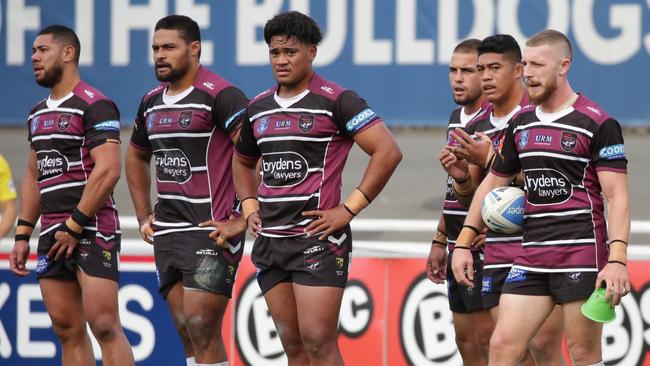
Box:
[257,117,269,134]
[153,148,192,184]
[524,168,572,205]
[561,131,578,152]
[518,130,529,149]
[36,150,69,181]
[298,114,314,133]
[261,152,309,187]
[31,116,40,133]
[178,110,192,128]
[57,114,72,130]
[146,113,156,130]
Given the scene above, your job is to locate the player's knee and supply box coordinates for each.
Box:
[186,314,221,348]
[566,337,600,365]
[489,331,523,356]
[528,331,561,361]
[88,314,121,343]
[476,330,492,358]
[49,312,85,341]
[300,326,337,358]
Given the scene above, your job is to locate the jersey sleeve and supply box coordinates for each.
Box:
[0,155,17,202]
[83,100,121,149]
[490,119,521,177]
[590,118,627,173]
[235,109,261,159]
[333,90,381,137]
[213,86,249,137]
[129,98,152,151]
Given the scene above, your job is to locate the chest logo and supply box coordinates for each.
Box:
[31,116,40,133]
[560,131,577,152]
[178,110,192,129]
[154,149,192,184]
[299,114,314,133]
[146,113,156,130]
[58,114,72,131]
[518,130,529,149]
[257,117,269,134]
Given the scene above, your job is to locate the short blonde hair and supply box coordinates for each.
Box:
[526,29,572,61]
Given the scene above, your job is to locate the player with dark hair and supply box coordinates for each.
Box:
[9,25,134,365]
[451,29,630,366]
[233,11,402,365]
[126,15,248,366]
[427,38,494,365]
[448,34,566,365]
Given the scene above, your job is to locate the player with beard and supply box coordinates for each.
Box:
[233,11,401,365]
[9,25,134,365]
[451,30,630,366]
[427,38,494,365]
[126,15,248,366]
[448,34,565,366]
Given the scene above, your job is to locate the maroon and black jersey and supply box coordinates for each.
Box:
[236,73,381,237]
[130,66,248,237]
[466,95,530,268]
[27,81,121,239]
[492,94,627,272]
[442,100,490,250]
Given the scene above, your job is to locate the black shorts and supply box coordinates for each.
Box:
[481,267,511,309]
[252,226,352,294]
[446,250,485,313]
[501,267,597,304]
[154,231,244,298]
[36,228,120,282]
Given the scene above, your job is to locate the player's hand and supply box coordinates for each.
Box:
[199,215,247,249]
[451,249,475,287]
[426,244,447,284]
[9,240,30,276]
[246,211,262,239]
[138,214,155,244]
[472,228,488,248]
[596,262,630,306]
[451,129,494,167]
[439,147,469,182]
[302,204,353,240]
[49,230,79,261]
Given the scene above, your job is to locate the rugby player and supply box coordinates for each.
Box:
[125,15,248,366]
[233,11,402,365]
[450,34,565,366]
[428,38,494,365]
[9,25,134,365]
[0,154,17,237]
[451,29,630,366]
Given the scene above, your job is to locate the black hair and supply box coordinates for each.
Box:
[478,34,522,64]
[263,11,323,46]
[155,15,201,44]
[38,25,81,63]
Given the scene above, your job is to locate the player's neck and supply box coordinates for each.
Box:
[539,83,576,114]
[167,63,200,95]
[463,96,486,116]
[50,69,80,100]
[493,84,525,118]
[277,71,313,98]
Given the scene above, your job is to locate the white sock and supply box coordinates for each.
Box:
[195,362,228,366]
[186,356,196,366]
[587,361,604,366]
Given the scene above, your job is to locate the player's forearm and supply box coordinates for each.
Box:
[606,193,631,262]
[0,200,17,237]
[18,164,41,224]
[77,148,121,217]
[125,148,153,220]
[356,141,402,200]
[232,155,259,199]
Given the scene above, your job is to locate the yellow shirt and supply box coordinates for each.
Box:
[0,154,17,202]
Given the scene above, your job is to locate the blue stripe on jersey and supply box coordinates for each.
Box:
[94,120,121,131]
[225,108,246,130]
[345,108,376,133]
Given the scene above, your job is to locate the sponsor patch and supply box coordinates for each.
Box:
[560,131,577,152]
[262,152,309,187]
[534,134,553,145]
[36,150,69,180]
[257,117,269,134]
[599,144,625,160]
[345,108,376,133]
[303,245,324,255]
[35,255,49,274]
[178,110,192,128]
[524,168,572,205]
[196,248,219,256]
[482,277,492,293]
[102,250,112,261]
[505,268,527,283]
[224,109,245,130]
[154,149,192,184]
[518,130,529,149]
[94,120,120,131]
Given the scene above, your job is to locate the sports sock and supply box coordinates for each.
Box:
[587,361,604,366]
[186,356,196,366]
[195,362,228,366]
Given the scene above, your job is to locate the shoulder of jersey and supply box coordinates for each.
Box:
[29,97,48,115]
[74,81,111,105]
[193,66,232,97]
[512,103,536,121]
[142,83,167,103]
[309,74,347,100]
[249,87,275,106]
[572,94,611,125]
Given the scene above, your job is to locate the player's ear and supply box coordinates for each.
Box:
[308,44,317,62]
[514,62,524,79]
[61,44,76,64]
[190,40,201,59]
[558,58,571,77]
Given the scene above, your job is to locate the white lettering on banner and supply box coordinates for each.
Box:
[339,281,372,336]
[354,0,392,65]
[437,0,493,64]
[118,285,156,361]
[175,0,214,65]
[401,276,461,365]
[76,0,94,65]
[0,283,11,358]
[236,0,281,65]
[111,0,166,66]
[573,0,641,65]
[17,284,56,358]
[313,0,346,66]
[396,0,433,64]
[496,0,569,45]
[6,0,40,65]
[641,290,650,346]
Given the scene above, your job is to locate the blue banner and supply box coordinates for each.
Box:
[1,0,649,126]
